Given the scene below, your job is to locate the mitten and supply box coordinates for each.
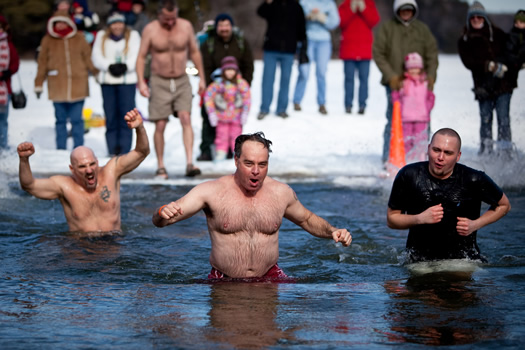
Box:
[208,113,218,127]
[35,86,43,99]
[0,70,11,81]
[298,41,309,64]
[109,63,128,77]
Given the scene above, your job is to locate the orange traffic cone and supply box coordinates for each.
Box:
[386,100,406,175]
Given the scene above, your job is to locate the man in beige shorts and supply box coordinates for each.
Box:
[136,0,206,178]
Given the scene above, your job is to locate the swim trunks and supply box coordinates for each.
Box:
[208,264,288,280]
[148,74,193,121]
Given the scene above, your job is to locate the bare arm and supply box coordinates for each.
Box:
[284,187,352,246]
[136,23,152,97]
[152,182,211,227]
[188,27,206,95]
[456,193,511,236]
[113,108,150,177]
[17,142,62,200]
[387,204,444,230]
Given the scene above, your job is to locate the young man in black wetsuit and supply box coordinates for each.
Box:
[387,128,511,263]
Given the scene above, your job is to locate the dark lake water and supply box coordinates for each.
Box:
[1,177,525,349]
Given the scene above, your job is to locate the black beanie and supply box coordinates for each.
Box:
[214,13,234,28]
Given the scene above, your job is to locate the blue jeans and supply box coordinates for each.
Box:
[0,96,10,149]
[293,40,332,106]
[383,86,393,163]
[344,60,370,109]
[260,51,295,114]
[102,84,136,155]
[478,93,512,151]
[54,100,85,150]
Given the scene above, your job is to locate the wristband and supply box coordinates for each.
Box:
[158,204,167,217]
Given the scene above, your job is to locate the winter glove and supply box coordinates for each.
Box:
[0,70,11,81]
[298,40,309,64]
[389,75,403,91]
[488,61,508,78]
[208,113,218,127]
[351,0,366,13]
[35,86,43,99]
[109,63,128,77]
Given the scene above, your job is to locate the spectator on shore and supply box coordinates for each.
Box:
[92,12,141,156]
[197,13,254,161]
[338,0,379,115]
[35,10,99,150]
[372,0,438,167]
[0,14,20,151]
[292,0,340,116]
[256,0,306,120]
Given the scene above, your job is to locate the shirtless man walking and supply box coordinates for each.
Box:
[136,0,205,178]
[152,132,352,279]
[17,109,149,234]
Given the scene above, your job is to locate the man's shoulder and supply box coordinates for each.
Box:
[263,177,293,195]
[455,162,485,179]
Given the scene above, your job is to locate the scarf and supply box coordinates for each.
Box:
[0,32,10,106]
[54,25,74,38]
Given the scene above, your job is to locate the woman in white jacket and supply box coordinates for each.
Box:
[92,12,140,155]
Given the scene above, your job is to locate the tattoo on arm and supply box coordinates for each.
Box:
[100,186,111,202]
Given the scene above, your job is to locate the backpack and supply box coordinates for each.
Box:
[198,25,245,55]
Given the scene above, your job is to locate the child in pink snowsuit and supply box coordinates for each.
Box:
[204,56,251,161]
[392,52,435,162]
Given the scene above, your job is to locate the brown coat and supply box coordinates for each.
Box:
[35,10,98,102]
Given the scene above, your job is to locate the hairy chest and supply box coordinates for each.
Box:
[209,195,284,235]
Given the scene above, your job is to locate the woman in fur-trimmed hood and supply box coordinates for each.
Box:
[35,10,99,150]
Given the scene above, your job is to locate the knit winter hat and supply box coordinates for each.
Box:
[467,1,487,20]
[221,56,239,71]
[107,12,125,25]
[215,13,234,28]
[404,52,423,70]
[515,9,525,23]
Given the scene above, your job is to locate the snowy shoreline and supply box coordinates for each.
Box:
[2,55,524,189]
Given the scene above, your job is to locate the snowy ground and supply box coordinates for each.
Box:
[1,55,524,189]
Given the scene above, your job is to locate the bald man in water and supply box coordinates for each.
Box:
[152,132,352,279]
[17,108,149,234]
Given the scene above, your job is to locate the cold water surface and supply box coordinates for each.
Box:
[1,180,525,349]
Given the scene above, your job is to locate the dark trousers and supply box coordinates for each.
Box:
[478,92,512,152]
[102,84,136,155]
[199,104,216,157]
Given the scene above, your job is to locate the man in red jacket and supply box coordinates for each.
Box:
[338,0,379,115]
